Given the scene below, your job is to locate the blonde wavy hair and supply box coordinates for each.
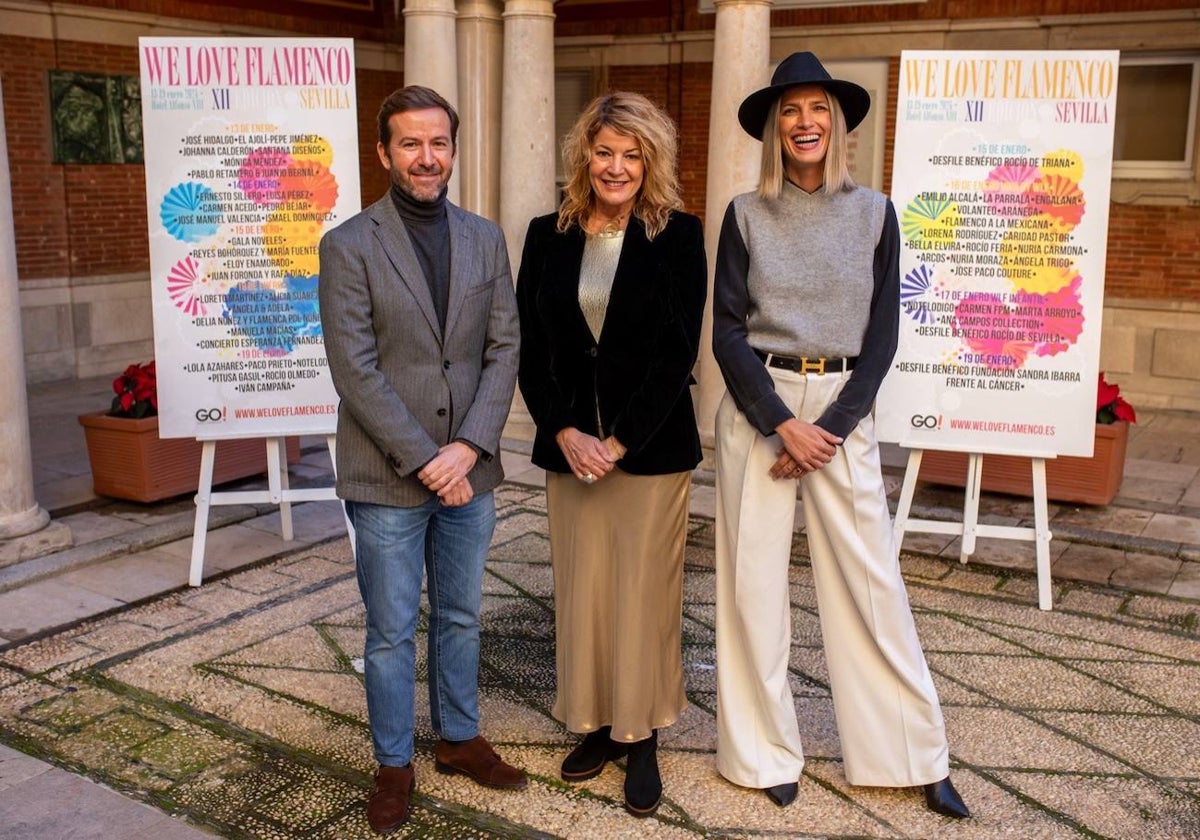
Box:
[557,91,682,240]
[758,86,855,200]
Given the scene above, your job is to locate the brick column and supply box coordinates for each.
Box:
[0,82,51,543]
[696,0,771,447]
[456,0,504,220]
[404,0,462,204]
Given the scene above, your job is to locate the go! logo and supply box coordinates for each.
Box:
[195,406,227,422]
[910,413,942,430]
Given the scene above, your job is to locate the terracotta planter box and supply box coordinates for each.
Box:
[917,421,1129,506]
[78,411,300,503]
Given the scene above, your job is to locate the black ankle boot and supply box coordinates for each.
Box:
[623,730,661,817]
[561,726,627,781]
[923,776,970,819]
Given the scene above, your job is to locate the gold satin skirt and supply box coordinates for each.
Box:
[545,467,690,742]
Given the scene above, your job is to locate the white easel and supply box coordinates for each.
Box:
[892,449,1055,610]
[188,434,349,587]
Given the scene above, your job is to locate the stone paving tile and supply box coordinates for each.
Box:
[0,577,123,641]
[0,742,49,791]
[1170,561,1200,599]
[992,770,1200,840]
[1051,542,1128,586]
[240,499,349,544]
[900,530,959,556]
[0,764,218,840]
[57,509,147,544]
[1029,711,1200,779]
[2,484,1199,839]
[1122,458,1199,485]
[1115,474,1189,507]
[1050,504,1156,536]
[60,547,192,602]
[1182,477,1200,509]
[805,762,1089,839]
[1141,511,1200,545]
[929,654,1162,713]
[1052,586,1130,617]
[154,524,310,579]
[941,706,1128,774]
[1067,659,1200,711]
[940,535,1070,572]
[1109,552,1185,594]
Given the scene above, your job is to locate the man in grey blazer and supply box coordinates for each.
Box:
[318,85,523,835]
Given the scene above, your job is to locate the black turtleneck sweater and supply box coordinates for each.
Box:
[390,184,451,331]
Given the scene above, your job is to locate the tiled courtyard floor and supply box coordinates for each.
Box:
[3,483,1200,839]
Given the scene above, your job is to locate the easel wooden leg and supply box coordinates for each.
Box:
[960,453,984,563]
[1032,457,1053,610]
[327,434,355,554]
[893,447,1055,609]
[189,440,217,587]
[266,437,294,541]
[893,449,924,552]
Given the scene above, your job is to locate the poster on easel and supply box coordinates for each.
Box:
[876,50,1119,458]
[139,37,360,439]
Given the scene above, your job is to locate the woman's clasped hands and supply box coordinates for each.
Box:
[768,417,842,481]
[555,427,626,485]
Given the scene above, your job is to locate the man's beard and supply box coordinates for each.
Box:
[392,166,447,203]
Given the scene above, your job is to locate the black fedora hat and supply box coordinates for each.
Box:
[737,52,871,140]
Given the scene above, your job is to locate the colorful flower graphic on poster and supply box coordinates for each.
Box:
[897,149,1087,371]
[140,37,360,439]
[876,50,1119,458]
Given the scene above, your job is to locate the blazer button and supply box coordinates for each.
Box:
[437,408,447,416]
[588,347,598,357]
[443,360,451,369]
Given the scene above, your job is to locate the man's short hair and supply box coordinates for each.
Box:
[377,86,460,148]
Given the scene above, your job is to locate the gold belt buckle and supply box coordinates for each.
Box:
[800,357,826,375]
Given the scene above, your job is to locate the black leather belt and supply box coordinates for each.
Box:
[753,349,857,375]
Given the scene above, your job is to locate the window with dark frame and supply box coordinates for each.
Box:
[1113,56,1199,180]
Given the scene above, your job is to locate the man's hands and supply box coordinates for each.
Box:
[769,417,842,480]
[418,441,478,505]
[555,427,621,483]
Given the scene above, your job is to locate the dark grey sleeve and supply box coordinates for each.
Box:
[711,201,793,437]
[814,200,901,439]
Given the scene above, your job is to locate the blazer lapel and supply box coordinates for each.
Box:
[368,196,442,341]
[554,225,594,342]
[598,216,651,347]
[443,205,474,342]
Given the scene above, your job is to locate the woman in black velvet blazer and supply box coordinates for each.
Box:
[518,211,705,475]
[516,92,706,819]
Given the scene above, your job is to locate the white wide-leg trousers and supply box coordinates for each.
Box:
[714,367,949,789]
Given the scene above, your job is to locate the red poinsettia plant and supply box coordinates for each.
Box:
[110,360,158,419]
[1096,372,1136,425]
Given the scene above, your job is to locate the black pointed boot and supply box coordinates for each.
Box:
[924,776,970,819]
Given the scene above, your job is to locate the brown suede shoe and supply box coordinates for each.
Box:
[366,763,415,834]
[434,735,528,789]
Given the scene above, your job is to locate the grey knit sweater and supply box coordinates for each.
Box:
[712,181,901,440]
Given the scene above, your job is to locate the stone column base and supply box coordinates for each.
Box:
[0,520,73,570]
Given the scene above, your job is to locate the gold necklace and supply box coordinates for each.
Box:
[587,210,629,237]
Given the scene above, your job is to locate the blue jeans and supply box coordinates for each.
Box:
[346,492,495,766]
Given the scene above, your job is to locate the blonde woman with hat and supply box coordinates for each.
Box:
[711,52,969,819]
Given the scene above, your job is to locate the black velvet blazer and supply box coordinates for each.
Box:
[516,210,707,476]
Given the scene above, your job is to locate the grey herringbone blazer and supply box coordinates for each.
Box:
[318,194,519,507]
